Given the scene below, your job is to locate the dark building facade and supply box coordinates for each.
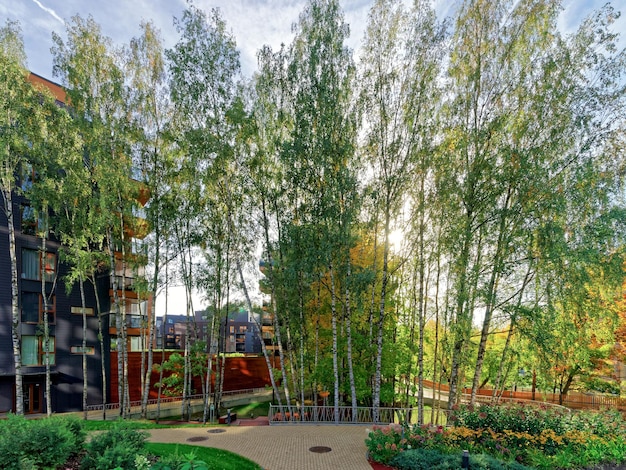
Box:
[0,73,151,414]
[0,170,112,414]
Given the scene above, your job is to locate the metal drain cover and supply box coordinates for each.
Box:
[309,446,332,453]
[186,436,208,442]
[207,428,227,434]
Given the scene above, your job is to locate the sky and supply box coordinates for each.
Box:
[2,0,625,316]
[2,0,625,81]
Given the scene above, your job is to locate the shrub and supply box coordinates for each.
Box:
[566,409,626,438]
[0,414,80,470]
[81,423,148,470]
[0,414,31,469]
[26,417,76,468]
[390,448,459,469]
[365,424,406,462]
[449,403,569,435]
[391,449,534,470]
[61,414,87,448]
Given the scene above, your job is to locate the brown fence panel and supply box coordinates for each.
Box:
[109,352,278,403]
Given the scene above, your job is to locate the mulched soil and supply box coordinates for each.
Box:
[237,416,270,426]
[369,460,396,470]
[58,453,83,470]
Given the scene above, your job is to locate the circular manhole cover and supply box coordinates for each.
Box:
[207,428,227,434]
[186,436,208,442]
[309,446,332,453]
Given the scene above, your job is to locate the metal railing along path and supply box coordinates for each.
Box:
[84,387,269,420]
[268,405,418,425]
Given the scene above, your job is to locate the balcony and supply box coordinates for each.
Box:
[109,313,147,329]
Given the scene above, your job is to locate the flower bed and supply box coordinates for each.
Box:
[365,403,626,469]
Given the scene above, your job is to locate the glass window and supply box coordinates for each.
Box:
[22,336,38,366]
[130,336,143,352]
[21,293,55,324]
[22,336,55,365]
[43,253,55,281]
[70,346,95,355]
[20,162,37,191]
[129,315,146,328]
[22,249,39,280]
[21,249,56,282]
[21,292,39,323]
[127,300,146,316]
[20,205,39,235]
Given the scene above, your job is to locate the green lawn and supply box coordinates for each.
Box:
[145,443,262,470]
[226,401,271,418]
[80,418,205,432]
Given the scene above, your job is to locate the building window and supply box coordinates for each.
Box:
[20,162,37,191]
[130,336,143,352]
[127,300,147,316]
[21,249,55,282]
[22,336,55,366]
[128,315,146,328]
[20,205,43,236]
[71,306,94,316]
[21,292,55,324]
[70,346,95,355]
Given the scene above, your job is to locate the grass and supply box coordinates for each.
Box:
[80,418,208,432]
[226,401,271,418]
[145,443,262,470]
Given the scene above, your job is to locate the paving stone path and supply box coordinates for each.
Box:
[147,422,373,470]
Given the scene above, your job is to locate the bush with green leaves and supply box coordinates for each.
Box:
[566,408,626,438]
[391,449,534,470]
[389,448,458,469]
[366,423,454,463]
[151,451,209,470]
[149,451,210,470]
[81,422,149,470]
[0,414,83,470]
[449,402,569,435]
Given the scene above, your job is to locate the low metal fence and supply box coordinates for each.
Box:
[268,405,419,425]
[84,387,269,419]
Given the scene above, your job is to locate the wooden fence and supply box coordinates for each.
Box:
[422,379,626,411]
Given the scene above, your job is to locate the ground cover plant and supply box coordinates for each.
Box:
[365,403,626,469]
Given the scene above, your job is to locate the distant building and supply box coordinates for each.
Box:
[221,308,262,354]
[155,308,265,355]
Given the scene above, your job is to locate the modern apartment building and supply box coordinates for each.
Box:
[0,73,150,414]
[155,308,264,355]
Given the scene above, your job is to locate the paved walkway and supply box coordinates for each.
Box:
[147,421,373,470]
